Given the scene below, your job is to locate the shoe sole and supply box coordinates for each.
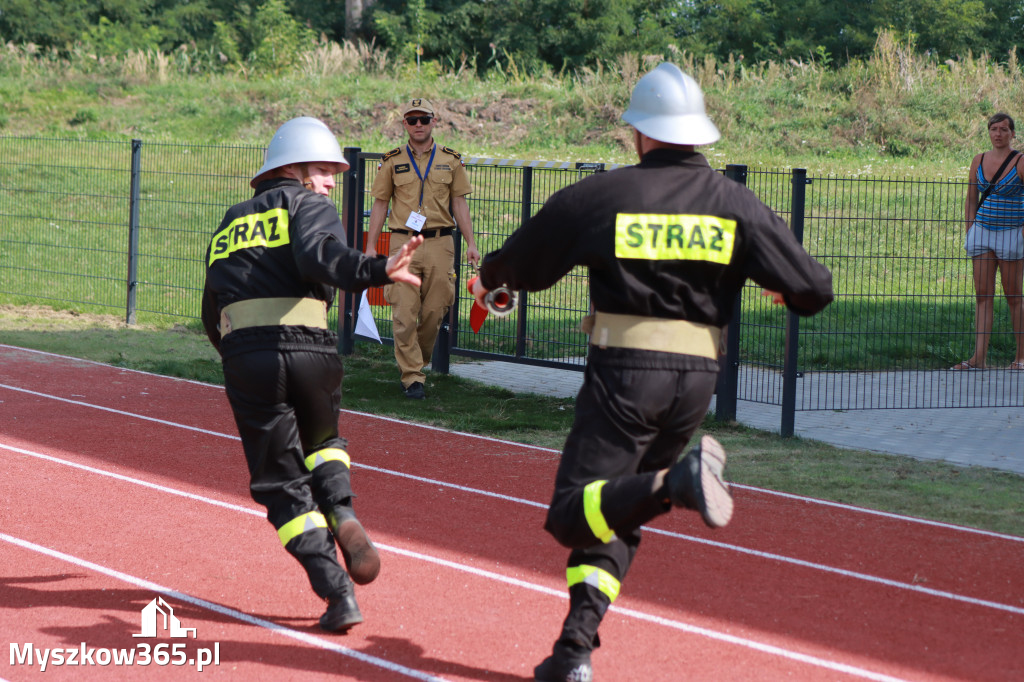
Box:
[533,655,593,682]
[334,516,381,585]
[319,608,363,632]
[698,435,733,528]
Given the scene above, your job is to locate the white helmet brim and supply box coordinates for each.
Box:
[621,63,720,146]
[251,117,350,188]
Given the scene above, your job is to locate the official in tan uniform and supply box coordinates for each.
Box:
[366,98,480,399]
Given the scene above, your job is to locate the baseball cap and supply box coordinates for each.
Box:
[401,98,435,116]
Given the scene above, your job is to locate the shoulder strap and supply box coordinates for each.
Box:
[978,150,1021,208]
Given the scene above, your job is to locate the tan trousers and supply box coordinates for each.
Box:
[384,232,456,387]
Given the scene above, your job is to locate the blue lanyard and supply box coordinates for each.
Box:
[407,144,436,209]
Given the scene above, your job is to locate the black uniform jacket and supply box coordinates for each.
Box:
[479,149,834,369]
[202,178,391,353]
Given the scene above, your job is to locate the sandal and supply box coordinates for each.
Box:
[1010,361,1024,371]
[949,360,980,370]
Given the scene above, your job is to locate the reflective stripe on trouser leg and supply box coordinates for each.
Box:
[277,510,329,546]
[566,564,621,603]
[304,445,353,510]
[559,564,619,650]
[582,480,618,544]
[304,447,351,472]
[276,510,348,599]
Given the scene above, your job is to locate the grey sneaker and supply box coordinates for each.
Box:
[666,434,733,528]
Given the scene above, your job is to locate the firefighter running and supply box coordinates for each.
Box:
[472,63,835,681]
[201,116,423,632]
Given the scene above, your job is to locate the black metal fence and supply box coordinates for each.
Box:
[2,136,1021,432]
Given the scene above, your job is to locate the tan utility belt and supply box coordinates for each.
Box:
[583,311,722,359]
[220,297,328,337]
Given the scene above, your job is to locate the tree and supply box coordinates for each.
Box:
[870,0,989,60]
[1,0,95,48]
[345,0,377,39]
[366,0,684,73]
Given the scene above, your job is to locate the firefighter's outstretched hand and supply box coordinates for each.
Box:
[468,275,488,310]
[761,289,785,305]
[467,275,489,334]
[386,235,424,286]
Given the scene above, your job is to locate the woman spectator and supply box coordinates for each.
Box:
[953,113,1024,370]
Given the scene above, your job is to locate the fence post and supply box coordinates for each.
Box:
[338,147,361,355]
[125,139,143,325]
[514,166,534,357]
[715,164,747,422]
[780,169,809,437]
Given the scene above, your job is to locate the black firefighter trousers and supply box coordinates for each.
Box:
[544,358,718,652]
[221,327,355,601]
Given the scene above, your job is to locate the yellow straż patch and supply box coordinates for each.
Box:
[614,213,735,264]
[209,208,290,265]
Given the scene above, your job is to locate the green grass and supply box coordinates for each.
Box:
[6,38,1017,372]
[4,134,1007,370]
[1,304,1022,538]
[1,36,1021,174]
[1,39,1023,537]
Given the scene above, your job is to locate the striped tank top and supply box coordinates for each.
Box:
[975,155,1024,231]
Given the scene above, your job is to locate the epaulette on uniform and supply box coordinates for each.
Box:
[378,147,401,169]
[440,145,465,166]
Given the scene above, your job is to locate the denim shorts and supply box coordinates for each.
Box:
[964,222,1024,260]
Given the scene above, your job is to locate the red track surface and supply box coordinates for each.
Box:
[1,344,1022,681]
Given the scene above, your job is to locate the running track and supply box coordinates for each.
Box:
[1,344,1021,681]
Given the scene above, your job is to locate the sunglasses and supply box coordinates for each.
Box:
[404,115,433,126]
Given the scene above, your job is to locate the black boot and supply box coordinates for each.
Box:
[319,576,363,633]
[325,505,381,585]
[533,641,593,681]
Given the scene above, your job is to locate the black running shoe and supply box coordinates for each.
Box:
[534,646,593,682]
[666,434,733,528]
[325,506,381,585]
[403,381,426,400]
[319,580,363,633]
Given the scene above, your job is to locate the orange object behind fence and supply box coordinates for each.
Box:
[363,232,390,306]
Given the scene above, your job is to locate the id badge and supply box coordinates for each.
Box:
[405,211,427,232]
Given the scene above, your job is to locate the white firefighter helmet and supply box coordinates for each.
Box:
[250,117,350,188]
[621,63,720,146]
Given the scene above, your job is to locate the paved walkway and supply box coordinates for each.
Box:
[450,360,1024,475]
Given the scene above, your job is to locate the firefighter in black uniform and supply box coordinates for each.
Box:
[201,117,423,632]
[472,63,835,680]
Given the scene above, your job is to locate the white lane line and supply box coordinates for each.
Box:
[0,383,233,439]
[0,370,1020,544]
[377,546,912,682]
[14,440,1020,617]
[0,469,909,682]
[2,406,1023,621]
[5,435,1024,669]
[0,533,447,682]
